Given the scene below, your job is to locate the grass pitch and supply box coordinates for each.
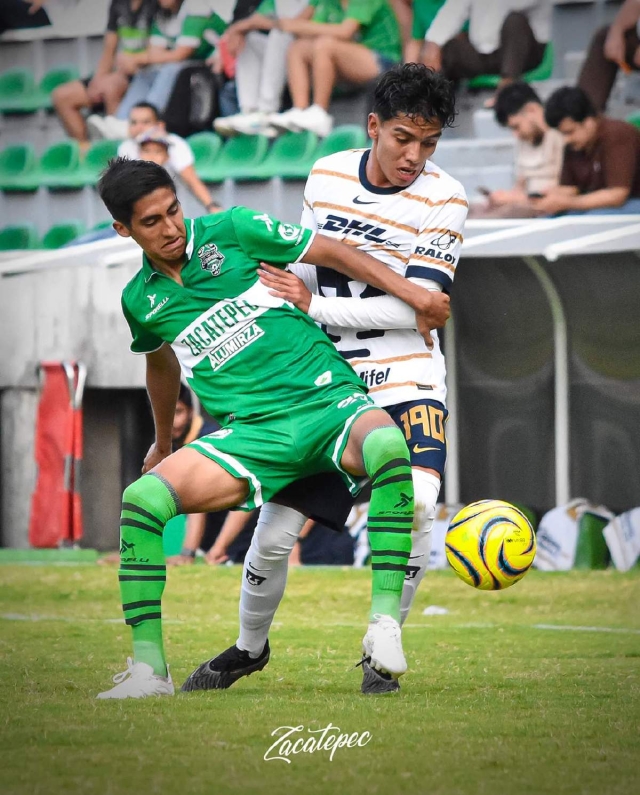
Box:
[0,564,638,795]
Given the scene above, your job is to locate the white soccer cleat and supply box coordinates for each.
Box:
[362,614,407,678]
[96,658,174,700]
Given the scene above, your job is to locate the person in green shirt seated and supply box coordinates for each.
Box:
[404,0,447,64]
[268,0,402,138]
[88,0,227,141]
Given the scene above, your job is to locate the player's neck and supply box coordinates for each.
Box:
[147,253,186,285]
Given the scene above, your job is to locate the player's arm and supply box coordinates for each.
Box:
[142,344,182,473]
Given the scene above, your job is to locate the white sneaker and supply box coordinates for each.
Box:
[231,111,277,138]
[214,112,245,136]
[294,105,333,138]
[86,114,110,140]
[362,614,407,677]
[96,658,174,699]
[268,107,308,133]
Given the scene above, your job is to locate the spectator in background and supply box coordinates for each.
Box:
[578,0,640,113]
[52,0,156,151]
[118,102,221,212]
[88,0,227,140]
[470,81,563,218]
[534,86,640,216]
[389,0,413,48]
[268,0,402,137]
[213,0,310,137]
[420,0,551,104]
[404,0,446,64]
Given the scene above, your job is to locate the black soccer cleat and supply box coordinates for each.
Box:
[358,656,401,695]
[181,641,270,692]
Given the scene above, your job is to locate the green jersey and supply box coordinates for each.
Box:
[309,0,401,62]
[121,208,366,424]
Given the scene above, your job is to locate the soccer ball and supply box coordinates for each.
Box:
[445,500,536,590]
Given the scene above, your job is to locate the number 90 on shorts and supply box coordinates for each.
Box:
[387,398,448,475]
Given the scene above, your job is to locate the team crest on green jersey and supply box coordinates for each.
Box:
[198,243,225,276]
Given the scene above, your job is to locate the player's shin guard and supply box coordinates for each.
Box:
[363,427,414,623]
[400,470,440,625]
[118,473,180,676]
[237,503,306,657]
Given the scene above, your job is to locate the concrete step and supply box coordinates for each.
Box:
[432,138,514,171]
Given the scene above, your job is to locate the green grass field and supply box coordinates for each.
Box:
[0,564,638,795]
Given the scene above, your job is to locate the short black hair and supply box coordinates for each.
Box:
[494,81,541,127]
[372,63,456,129]
[178,382,193,408]
[545,86,597,129]
[98,157,177,226]
[131,101,161,120]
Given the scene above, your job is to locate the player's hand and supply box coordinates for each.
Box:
[412,290,450,347]
[205,544,229,565]
[258,263,312,313]
[142,442,172,474]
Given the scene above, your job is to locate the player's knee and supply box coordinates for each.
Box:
[412,469,440,533]
[252,504,305,560]
[122,477,147,507]
[363,425,411,477]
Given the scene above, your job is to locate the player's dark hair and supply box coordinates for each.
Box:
[98,157,177,226]
[494,81,541,126]
[177,382,192,408]
[131,101,161,120]
[372,63,456,129]
[545,86,597,129]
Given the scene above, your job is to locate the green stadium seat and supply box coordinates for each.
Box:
[0,68,36,113]
[26,140,83,190]
[58,139,122,188]
[0,143,37,191]
[0,66,80,113]
[199,134,270,182]
[42,221,86,249]
[0,224,40,251]
[468,42,554,90]
[574,512,611,570]
[187,131,223,178]
[245,131,319,180]
[627,112,640,130]
[314,124,368,159]
[92,220,115,231]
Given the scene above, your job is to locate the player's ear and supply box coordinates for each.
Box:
[113,221,132,239]
[367,112,379,141]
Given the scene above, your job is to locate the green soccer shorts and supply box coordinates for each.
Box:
[187,388,380,510]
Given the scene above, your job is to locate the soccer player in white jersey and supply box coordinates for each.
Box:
[184,64,466,696]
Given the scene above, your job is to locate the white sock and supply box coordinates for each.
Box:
[400,470,441,626]
[236,503,306,657]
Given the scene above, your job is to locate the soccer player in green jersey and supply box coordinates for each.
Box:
[96,157,449,699]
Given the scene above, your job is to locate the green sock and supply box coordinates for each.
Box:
[362,426,414,623]
[118,473,180,676]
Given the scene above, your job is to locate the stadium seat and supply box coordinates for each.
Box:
[92,220,114,231]
[26,141,83,189]
[57,139,122,188]
[26,65,81,112]
[313,124,368,160]
[0,68,36,113]
[42,221,86,249]
[0,224,40,251]
[0,143,37,191]
[468,42,554,90]
[245,131,319,180]
[187,131,223,178]
[627,112,640,129]
[199,134,270,182]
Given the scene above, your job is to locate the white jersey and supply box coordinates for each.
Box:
[296,148,468,408]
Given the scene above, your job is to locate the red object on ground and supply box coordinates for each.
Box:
[28,361,86,548]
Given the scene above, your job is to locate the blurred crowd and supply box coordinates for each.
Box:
[3,0,640,217]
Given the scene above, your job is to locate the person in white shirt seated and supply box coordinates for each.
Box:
[420,0,551,103]
[469,81,563,218]
[118,102,221,213]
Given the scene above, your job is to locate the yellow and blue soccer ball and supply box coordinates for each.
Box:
[445,500,536,590]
